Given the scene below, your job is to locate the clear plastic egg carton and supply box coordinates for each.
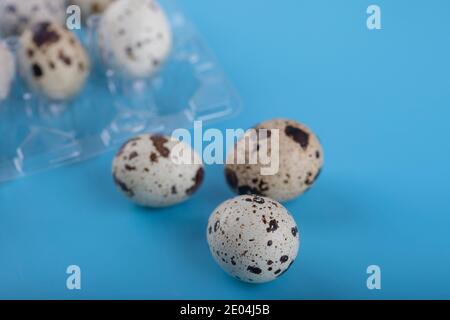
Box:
[0,0,241,183]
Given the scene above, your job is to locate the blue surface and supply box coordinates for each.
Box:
[1,0,450,299]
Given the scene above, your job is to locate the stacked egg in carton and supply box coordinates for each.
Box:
[0,0,171,102]
[0,0,241,183]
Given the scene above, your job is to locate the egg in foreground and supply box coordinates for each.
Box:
[207,195,300,283]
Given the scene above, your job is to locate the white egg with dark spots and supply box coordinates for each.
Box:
[112,134,204,207]
[225,119,324,202]
[0,0,66,37]
[17,22,90,101]
[0,42,15,101]
[207,195,300,283]
[97,0,172,78]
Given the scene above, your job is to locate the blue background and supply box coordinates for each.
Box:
[1,0,450,299]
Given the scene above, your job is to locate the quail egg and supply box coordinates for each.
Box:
[0,0,66,37]
[207,195,300,283]
[225,119,324,202]
[17,22,90,101]
[0,42,15,101]
[112,134,204,207]
[97,0,172,78]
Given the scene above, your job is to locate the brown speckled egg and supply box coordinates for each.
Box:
[207,195,300,283]
[225,119,324,202]
[17,22,90,101]
[112,134,204,207]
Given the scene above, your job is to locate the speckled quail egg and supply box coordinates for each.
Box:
[97,0,172,78]
[0,42,15,101]
[0,0,66,37]
[112,134,204,207]
[17,22,90,101]
[69,0,116,22]
[225,119,324,202]
[207,195,300,283]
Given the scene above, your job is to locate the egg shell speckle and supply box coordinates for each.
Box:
[225,119,324,202]
[17,22,90,101]
[0,42,15,101]
[97,0,172,78]
[0,0,66,37]
[207,195,300,283]
[69,0,117,22]
[112,134,204,207]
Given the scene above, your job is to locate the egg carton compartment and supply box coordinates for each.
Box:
[0,0,241,182]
